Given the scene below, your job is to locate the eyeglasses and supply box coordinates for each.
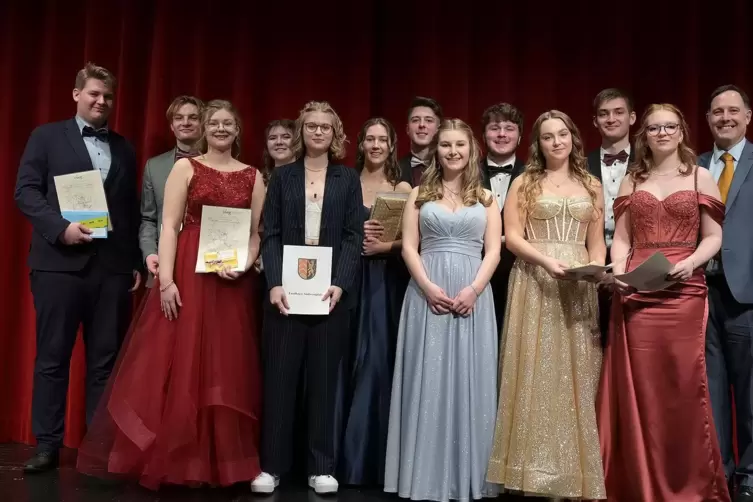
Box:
[646,123,679,136]
[206,121,236,131]
[304,122,333,134]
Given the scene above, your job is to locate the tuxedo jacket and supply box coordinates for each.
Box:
[698,139,753,304]
[139,148,176,260]
[480,158,526,281]
[398,153,421,187]
[14,117,141,274]
[261,160,364,310]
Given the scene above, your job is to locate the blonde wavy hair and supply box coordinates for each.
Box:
[628,103,696,182]
[197,99,242,159]
[290,101,347,160]
[415,118,492,208]
[517,110,598,216]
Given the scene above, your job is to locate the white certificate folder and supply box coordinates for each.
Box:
[282,245,333,315]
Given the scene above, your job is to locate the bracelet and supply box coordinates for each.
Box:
[470,284,481,297]
[160,280,174,292]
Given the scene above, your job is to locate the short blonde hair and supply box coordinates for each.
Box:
[290,101,347,160]
[74,62,116,92]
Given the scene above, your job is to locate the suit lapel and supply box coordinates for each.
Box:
[321,164,342,240]
[587,150,602,181]
[726,140,753,212]
[65,118,95,171]
[290,161,306,242]
[104,135,123,190]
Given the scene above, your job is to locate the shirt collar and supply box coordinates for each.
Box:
[75,115,109,134]
[713,137,747,163]
[487,155,516,168]
[600,144,631,157]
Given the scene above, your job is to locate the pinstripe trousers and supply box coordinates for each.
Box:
[260,305,350,476]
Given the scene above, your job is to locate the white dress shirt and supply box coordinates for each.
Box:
[601,145,631,248]
[487,155,515,209]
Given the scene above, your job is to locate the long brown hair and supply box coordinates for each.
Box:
[355,117,401,186]
[197,99,242,159]
[518,110,598,215]
[628,103,696,182]
[290,101,347,161]
[261,119,295,184]
[415,118,492,208]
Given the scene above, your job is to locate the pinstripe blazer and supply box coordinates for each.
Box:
[261,160,364,310]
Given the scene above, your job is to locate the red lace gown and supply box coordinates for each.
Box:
[596,183,730,501]
[77,159,262,490]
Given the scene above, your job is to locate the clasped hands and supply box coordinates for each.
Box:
[422,282,478,317]
[363,219,389,256]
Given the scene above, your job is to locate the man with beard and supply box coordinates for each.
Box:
[479,103,526,329]
[139,96,203,281]
[699,84,753,502]
[586,88,636,342]
[398,96,442,186]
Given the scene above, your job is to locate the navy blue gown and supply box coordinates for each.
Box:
[337,206,409,485]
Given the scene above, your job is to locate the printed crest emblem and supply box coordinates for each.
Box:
[298,258,317,280]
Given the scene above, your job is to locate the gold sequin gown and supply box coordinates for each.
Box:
[486,195,606,500]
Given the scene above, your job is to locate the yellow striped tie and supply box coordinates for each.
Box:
[718,152,735,203]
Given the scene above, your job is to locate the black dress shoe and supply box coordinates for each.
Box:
[23,451,59,473]
[737,486,753,502]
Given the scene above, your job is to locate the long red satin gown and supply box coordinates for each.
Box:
[77,159,262,490]
[597,178,730,501]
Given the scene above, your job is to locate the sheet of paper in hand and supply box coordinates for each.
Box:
[370,192,409,242]
[563,263,613,279]
[563,250,632,280]
[55,170,111,237]
[282,245,333,315]
[614,251,676,292]
[195,206,251,273]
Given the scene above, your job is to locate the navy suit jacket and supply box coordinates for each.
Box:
[698,139,753,304]
[261,160,364,310]
[14,117,141,274]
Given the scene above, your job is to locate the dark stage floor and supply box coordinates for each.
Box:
[0,443,538,502]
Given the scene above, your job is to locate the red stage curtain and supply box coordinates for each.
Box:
[1,0,752,448]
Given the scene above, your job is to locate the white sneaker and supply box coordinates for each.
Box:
[250,472,279,494]
[308,475,338,494]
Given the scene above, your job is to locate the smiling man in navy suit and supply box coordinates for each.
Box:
[14,62,142,473]
[700,84,753,502]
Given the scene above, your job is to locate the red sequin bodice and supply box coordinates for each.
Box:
[184,158,256,226]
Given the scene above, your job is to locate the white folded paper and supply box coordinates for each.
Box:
[282,245,333,315]
[195,206,251,273]
[614,252,677,291]
[54,170,111,236]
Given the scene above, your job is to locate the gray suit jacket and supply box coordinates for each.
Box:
[698,138,753,304]
[139,148,176,261]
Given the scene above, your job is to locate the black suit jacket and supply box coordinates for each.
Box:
[398,153,425,187]
[479,158,526,280]
[14,117,141,274]
[261,160,364,310]
[586,146,635,182]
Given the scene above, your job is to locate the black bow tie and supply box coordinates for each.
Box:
[82,126,109,141]
[175,148,197,161]
[488,163,514,177]
[603,150,628,166]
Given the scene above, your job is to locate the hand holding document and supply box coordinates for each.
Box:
[614,252,677,292]
[195,206,251,273]
[369,192,409,242]
[54,171,110,238]
[282,245,333,315]
[563,251,631,281]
